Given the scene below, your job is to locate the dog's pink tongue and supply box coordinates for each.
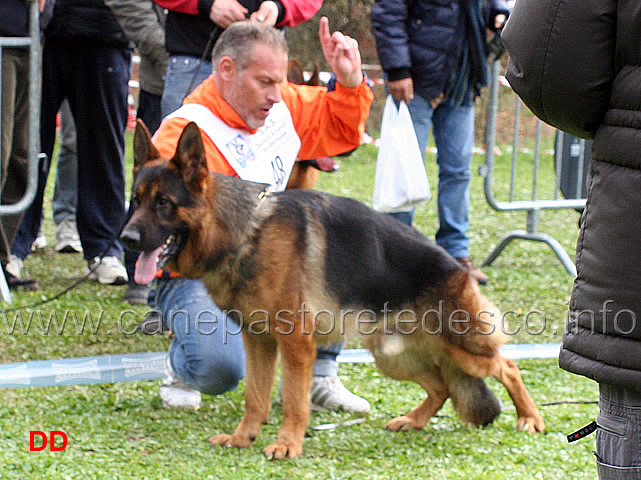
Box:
[314,156,336,172]
[134,247,163,285]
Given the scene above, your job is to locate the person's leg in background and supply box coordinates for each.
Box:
[123,88,163,305]
[431,103,487,284]
[0,47,38,289]
[9,38,65,286]
[52,98,82,254]
[431,103,473,259]
[311,343,370,413]
[136,89,163,134]
[66,45,130,285]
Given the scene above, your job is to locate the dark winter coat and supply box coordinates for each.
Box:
[503,0,641,391]
[45,0,129,48]
[0,0,54,37]
[370,0,509,101]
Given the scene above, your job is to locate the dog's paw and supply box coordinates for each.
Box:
[263,440,303,459]
[385,415,423,432]
[208,433,254,448]
[517,413,545,433]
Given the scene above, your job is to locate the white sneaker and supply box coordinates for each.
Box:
[5,254,23,278]
[310,376,370,413]
[159,356,202,410]
[32,226,47,251]
[86,256,128,285]
[55,219,82,253]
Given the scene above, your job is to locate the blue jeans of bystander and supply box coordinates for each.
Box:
[161,55,212,118]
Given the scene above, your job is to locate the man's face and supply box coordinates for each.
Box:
[225,42,288,130]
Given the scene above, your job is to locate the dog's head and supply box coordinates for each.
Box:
[120,120,210,284]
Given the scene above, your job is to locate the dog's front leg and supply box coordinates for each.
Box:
[263,331,316,459]
[493,356,545,433]
[385,381,448,432]
[209,331,278,449]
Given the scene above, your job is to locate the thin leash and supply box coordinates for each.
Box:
[0,226,124,314]
[184,28,218,101]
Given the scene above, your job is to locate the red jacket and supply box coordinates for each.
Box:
[154,0,322,28]
[153,0,323,58]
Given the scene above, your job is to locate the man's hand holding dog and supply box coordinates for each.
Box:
[319,17,364,88]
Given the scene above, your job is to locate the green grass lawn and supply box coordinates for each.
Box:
[0,134,600,479]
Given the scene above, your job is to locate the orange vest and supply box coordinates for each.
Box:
[152,75,374,175]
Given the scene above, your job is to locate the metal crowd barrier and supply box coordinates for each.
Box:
[480,60,588,276]
[0,0,42,302]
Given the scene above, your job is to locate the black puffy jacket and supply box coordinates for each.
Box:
[503,0,641,391]
[370,0,509,101]
[0,0,54,37]
[45,0,129,48]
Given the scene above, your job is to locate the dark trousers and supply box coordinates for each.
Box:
[12,41,131,261]
[136,89,162,136]
[0,48,31,265]
[124,88,162,281]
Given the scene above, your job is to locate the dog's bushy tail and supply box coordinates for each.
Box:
[449,374,502,427]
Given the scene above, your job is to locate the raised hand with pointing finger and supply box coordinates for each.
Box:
[319,16,364,89]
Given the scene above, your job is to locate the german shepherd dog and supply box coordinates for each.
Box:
[121,120,544,459]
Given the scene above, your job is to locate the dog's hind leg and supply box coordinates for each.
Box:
[209,331,279,449]
[263,329,316,459]
[385,374,449,432]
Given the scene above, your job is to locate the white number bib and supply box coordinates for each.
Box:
[167,102,300,192]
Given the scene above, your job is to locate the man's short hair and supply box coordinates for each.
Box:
[212,21,289,71]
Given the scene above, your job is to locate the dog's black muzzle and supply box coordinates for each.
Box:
[120,227,142,252]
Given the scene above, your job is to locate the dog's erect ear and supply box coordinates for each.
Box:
[172,122,208,191]
[133,119,161,171]
[307,63,321,87]
[287,59,305,85]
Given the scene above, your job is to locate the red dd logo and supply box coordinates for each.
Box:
[29,431,68,451]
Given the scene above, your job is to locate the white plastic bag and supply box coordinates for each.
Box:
[373,95,431,212]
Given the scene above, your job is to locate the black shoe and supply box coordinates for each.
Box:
[3,269,39,291]
[123,282,151,306]
[456,257,489,286]
[137,310,167,335]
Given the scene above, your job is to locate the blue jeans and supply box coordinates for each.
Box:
[389,95,474,259]
[52,99,77,226]
[150,278,246,395]
[150,278,344,394]
[161,55,212,118]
